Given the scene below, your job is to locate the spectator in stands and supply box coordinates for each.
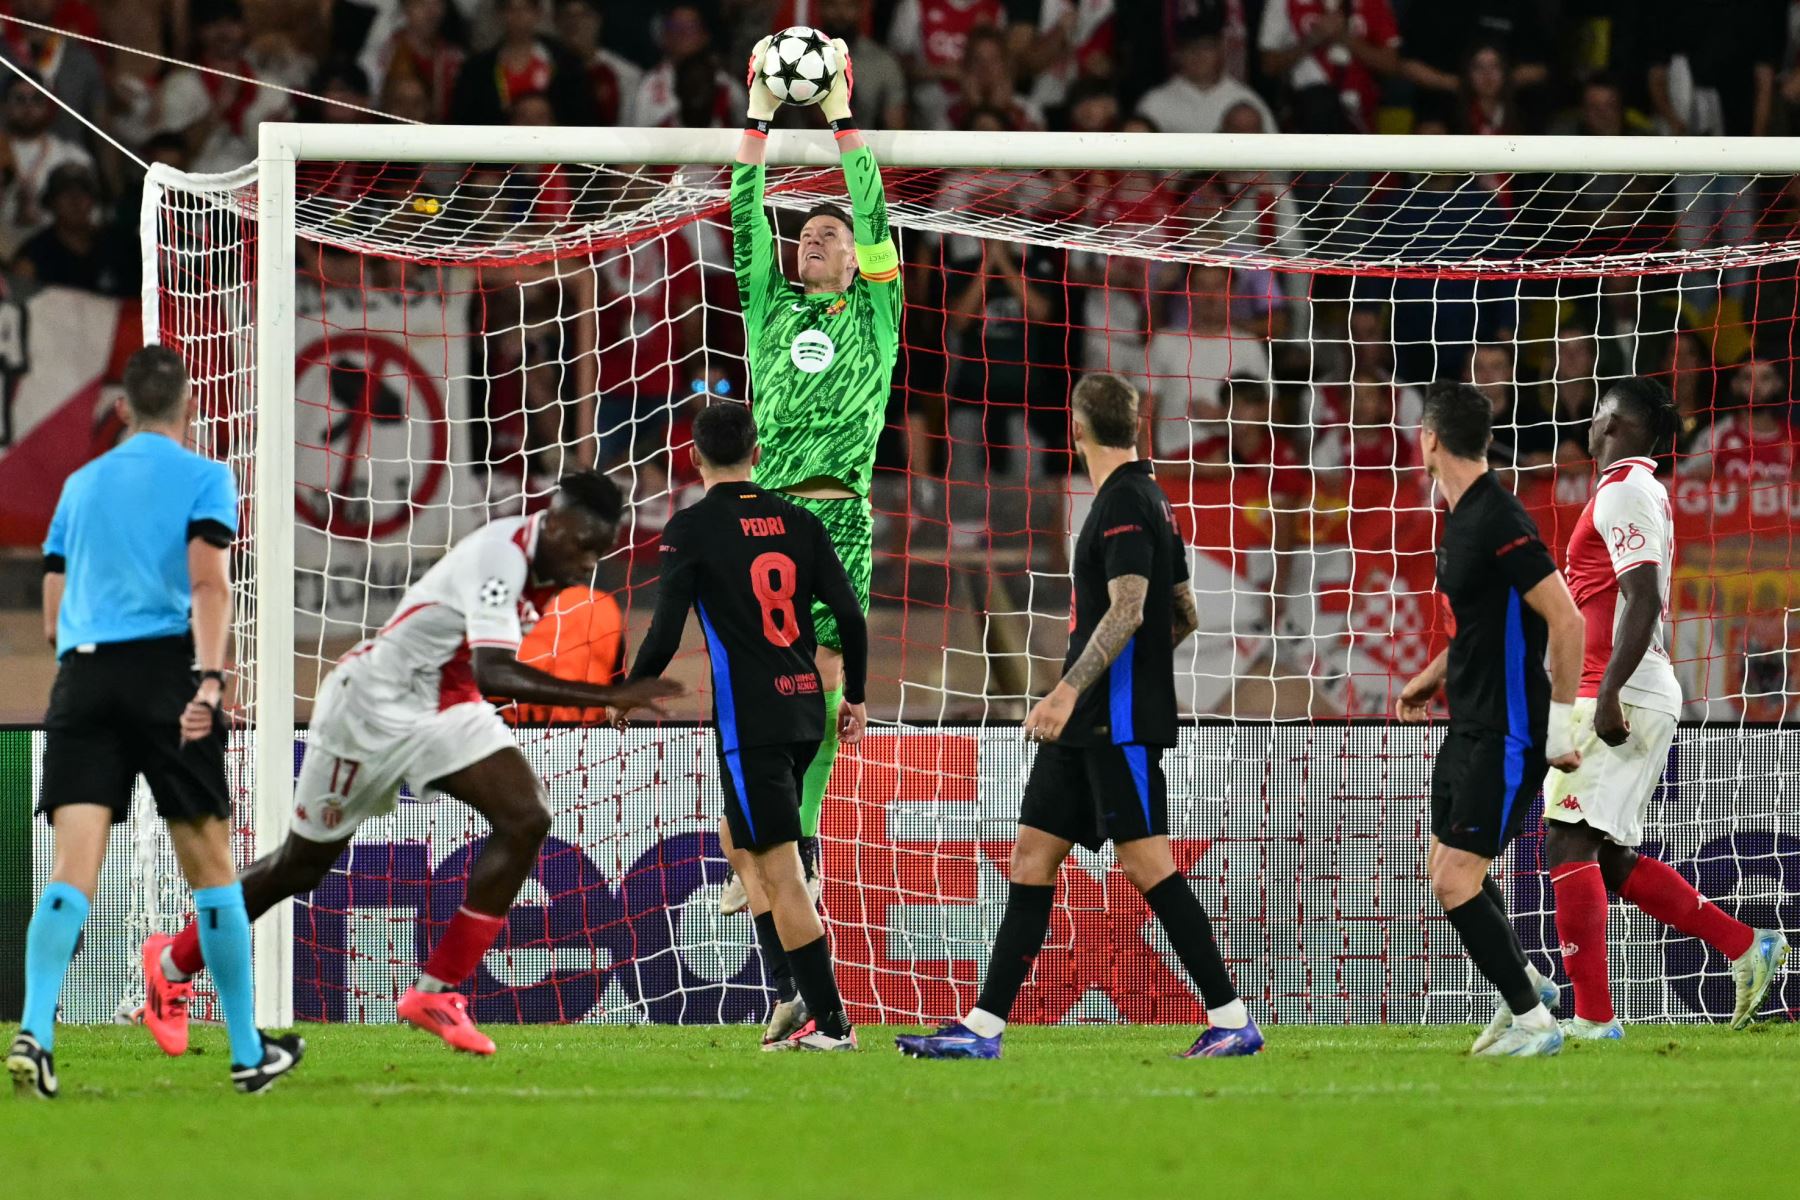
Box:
[1146,264,1270,461]
[888,0,1008,129]
[944,26,1043,131]
[556,0,644,126]
[1210,102,1303,327]
[151,0,291,174]
[1467,341,1556,470]
[3,0,107,146]
[12,162,126,295]
[1136,19,1273,135]
[1077,251,1153,397]
[1399,0,1548,128]
[1010,0,1118,116]
[635,5,743,129]
[1661,328,1719,457]
[362,0,466,123]
[450,0,594,126]
[0,71,94,261]
[1549,72,1652,138]
[1547,325,1605,465]
[1063,77,1119,133]
[505,584,628,725]
[818,0,912,130]
[1188,373,1308,502]
[1257,0,1402,134]
[1679,353,1797,483]
[1313,367,1422,505]
[1454,43,1518,136]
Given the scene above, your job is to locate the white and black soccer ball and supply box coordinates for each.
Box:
[761,26,840,107]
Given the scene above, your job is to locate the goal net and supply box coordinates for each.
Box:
[115,128,1799,1030]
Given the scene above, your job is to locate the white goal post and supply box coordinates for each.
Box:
[129,125,1800,1031]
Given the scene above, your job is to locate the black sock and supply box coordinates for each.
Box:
[1444,890,1538,1014]
[786,934,851,1038]
[1482,874,1506,915]
[752,912,797,1003]
[1143,873,1238,1009]
[974,882,1055,1020]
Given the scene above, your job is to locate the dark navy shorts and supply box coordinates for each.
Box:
[1019,741,1168,852]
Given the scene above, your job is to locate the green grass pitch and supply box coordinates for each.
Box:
[12,1022,1797,1199]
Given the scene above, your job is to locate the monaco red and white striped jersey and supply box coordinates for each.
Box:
[1562,456,1683,716]
[336,513,557,714]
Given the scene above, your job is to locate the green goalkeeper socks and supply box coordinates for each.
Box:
[799,687,843,838]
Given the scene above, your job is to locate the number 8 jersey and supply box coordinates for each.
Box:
[1563,455,1683,716]
[629,481,868,749]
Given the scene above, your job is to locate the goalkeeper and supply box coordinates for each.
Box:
[725,35,900,908]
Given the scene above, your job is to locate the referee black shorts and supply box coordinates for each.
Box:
[1019,741,1169,853]
[717,738,821,852]
[1430,725,1547,859]
[39,636,230,826]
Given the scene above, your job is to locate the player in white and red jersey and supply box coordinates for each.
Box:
[1545,378,1788,1039]
[137,473,681,1057]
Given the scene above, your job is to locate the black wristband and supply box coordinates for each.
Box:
[200,669,226,685]
[828,116,857,136]
[744,117,771,136]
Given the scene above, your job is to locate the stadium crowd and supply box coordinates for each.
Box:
[2,0,1797,505]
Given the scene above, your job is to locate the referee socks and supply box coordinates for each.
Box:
[193,882,264,1068]
[22,881,90,1052]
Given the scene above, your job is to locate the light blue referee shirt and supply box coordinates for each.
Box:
[43,431,238,658]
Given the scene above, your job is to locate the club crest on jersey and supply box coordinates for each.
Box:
[790,329,836,373]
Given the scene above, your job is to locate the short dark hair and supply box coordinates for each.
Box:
[1422,381,1493,460]
[556,470,624,525]
[122,345,190,422]
[1072,373,1140,449]
[1604,375,1680,455]
[801,203,851,237]
[692,401,758,467]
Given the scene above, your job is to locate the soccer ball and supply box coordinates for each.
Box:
[761,26,840,107]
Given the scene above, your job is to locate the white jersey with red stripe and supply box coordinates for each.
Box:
[1562,456,1683,717]
[318,513,556,754]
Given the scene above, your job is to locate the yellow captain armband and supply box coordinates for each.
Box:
[856,239,900,283]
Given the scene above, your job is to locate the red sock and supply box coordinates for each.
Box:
[1620,856,1755,960]
[170,920,205,977]
[419,906,506,988]
[1551,862,1613,1022]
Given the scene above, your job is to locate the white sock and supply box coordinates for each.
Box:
[1525,962,1550,989]
[161,944,191,984]
[1513,1003,1555,1031]
[1207,999,1249,1030]
[963,1007,1005,1038]
[415,973,452,994]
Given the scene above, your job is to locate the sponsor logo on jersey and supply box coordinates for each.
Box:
[741,516,788,537]
[790,329,836,373]
[1560,941,1580,957]
[775,672,820,696]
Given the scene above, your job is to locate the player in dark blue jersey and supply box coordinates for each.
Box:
[1397,382,1587,1057]
[630,403,868,1051]
[898,373,1262,1061]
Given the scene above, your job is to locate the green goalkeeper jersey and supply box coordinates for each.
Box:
[731,146,902,500]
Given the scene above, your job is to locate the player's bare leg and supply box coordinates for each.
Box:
[1115,836,1262,1058]
[722,819,808,1046]
[1544,820,1623,1040]
[898,825,1071,1060]
[1592,834,1786,1030]
[392,747,552,1055]
[1430,841,1561,1056]
[742,841,855,1051]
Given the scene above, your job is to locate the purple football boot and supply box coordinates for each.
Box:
[895,1022,1002,1060]
[1180,1017,1265,1058]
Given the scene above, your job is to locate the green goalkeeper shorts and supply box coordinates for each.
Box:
[785,493,872,653]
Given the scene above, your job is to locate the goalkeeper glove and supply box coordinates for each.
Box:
[746,35,779,122]
[821,37,855,124]
[1546,699,1578,762]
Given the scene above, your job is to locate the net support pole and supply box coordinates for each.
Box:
[253,130,297,1029]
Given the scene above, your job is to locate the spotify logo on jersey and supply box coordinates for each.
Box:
[789,329,836,373]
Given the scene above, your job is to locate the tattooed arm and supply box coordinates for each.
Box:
[1023,574,1148,742]
[1171,581,1199,648]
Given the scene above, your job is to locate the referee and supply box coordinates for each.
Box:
[6,346,301,1099]
[1397,382,1586,1059]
